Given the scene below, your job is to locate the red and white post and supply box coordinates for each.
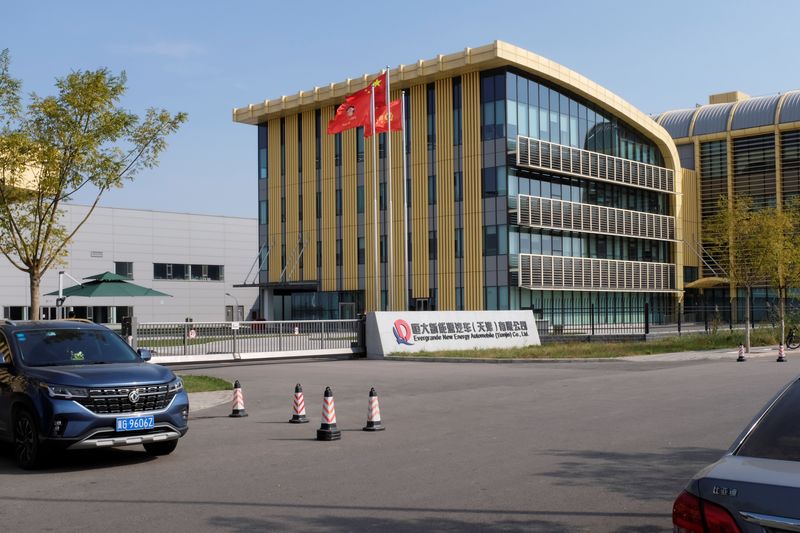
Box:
[229,380,248,418]
[363,387,385,432]
[289,383,309,423]
[316,386,341,441]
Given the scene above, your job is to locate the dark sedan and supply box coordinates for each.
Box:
[673,376,800,532]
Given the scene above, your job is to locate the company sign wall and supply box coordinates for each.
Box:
[366,310,540,357]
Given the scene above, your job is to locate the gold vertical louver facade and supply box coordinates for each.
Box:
[364,134,378,311]
[341,129,358,291]
[284,115,299,281]
[410,84,429,299]
[267,118,282,282]
[389,89,406,310]
[320,106,336,292]
[461,72,483,310]
[301,111,317,281]
[435,78,455,310]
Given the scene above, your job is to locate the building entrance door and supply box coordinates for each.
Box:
[339,302,356,319]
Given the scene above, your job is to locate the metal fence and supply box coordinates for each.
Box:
[132,319,364,362]
[534,304,650,337]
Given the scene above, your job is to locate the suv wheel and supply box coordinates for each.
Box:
[13,409,41,470]
[143,440,178,456]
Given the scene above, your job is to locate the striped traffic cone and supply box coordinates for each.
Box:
[316,387,341,441]
[229,380,248,417]
[736,344,746,362]
[289,383,309,424]
[777,344,787,363]
[362,387,385,432]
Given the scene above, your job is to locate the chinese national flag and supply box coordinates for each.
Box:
[327,73,387,134]
[364,99,402,137]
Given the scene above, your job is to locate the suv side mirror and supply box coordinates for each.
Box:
[137,348,152,362]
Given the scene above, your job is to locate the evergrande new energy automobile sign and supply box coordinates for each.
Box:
[366,311,541,357]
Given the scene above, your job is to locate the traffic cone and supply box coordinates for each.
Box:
[229,380,248,417]
[736,344,746,362]
[777,344,787,363]
[289,383,309,424]
[316,386,341,441]
[363,387,385,432]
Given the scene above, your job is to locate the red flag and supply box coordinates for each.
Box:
[327,73,387,134]
[364,99,402,137]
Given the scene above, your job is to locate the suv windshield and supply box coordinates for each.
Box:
[14,329,139,367]
[736,380,800,462]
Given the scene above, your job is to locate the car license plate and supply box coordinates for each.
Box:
[116,415,155,432]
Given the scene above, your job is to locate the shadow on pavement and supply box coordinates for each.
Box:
[207,514,571,532]
[540,446,724,502]
[0,442,157,475]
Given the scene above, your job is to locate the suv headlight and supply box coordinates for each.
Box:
[42,383,89,399]
[168,377,184,392]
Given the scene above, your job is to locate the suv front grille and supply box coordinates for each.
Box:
[75,384,177,414]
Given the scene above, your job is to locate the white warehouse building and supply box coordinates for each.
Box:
[0,204,259,323]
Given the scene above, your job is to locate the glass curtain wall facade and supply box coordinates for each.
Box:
[489,69,675,320]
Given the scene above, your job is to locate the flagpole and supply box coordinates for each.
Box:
[385,66,393,311]
[401,90,409,310]
[370,81,380,311]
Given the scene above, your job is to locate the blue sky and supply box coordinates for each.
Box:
[4,0,799,217]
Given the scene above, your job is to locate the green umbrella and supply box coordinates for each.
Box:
[46,271,171,298]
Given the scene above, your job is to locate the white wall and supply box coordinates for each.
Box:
[0,204,259,322]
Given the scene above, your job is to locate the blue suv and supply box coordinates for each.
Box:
[0,319,189,469]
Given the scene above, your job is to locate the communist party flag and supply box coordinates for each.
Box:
[364,99,402,137]
[327,73,387,134]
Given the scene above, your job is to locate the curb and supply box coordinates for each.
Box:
[383,356,623,364]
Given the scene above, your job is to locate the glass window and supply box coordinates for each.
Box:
[114,262,133,280]
[506,72,517,101]
[736,381,800,462]
[428,175,436,205]
[484,225,498,256]
[482,167,497,198]
[380,182,386,211]
[358,237,365,265]
[485,287,498,310]
[498,287,509,310]
[335,189,342,216]
[454,171,463,202]
[357,186,364,214]
[336,239,343,266]
[259,201,267,225]
[429,230,437,260]
[455,228,463,258]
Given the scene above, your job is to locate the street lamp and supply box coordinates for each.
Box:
[225,292,241,321]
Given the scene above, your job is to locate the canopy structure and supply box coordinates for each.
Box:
[46,272,171,298]
[684,276,729,290]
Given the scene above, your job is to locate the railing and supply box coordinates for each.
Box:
[534,304,650,336]
[134,319,364,362]
[517,194,675,242]
[516,136,675,194]
[518,253,677,292]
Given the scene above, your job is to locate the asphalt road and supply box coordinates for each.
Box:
[1,356,797,532]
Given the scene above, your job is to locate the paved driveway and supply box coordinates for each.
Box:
[1,356,797,532]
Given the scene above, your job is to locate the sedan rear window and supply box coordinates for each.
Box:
[15,329,139,367]
[736,380,800,461]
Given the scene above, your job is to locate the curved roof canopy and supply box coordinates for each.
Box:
[657,90,800,139]
[233,41,680,172]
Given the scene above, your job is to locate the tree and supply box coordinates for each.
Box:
[759,198,800,345]
[703,195,772,352]
[0,49,186,319]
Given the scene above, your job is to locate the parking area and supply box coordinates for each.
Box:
[1,356,797,532]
